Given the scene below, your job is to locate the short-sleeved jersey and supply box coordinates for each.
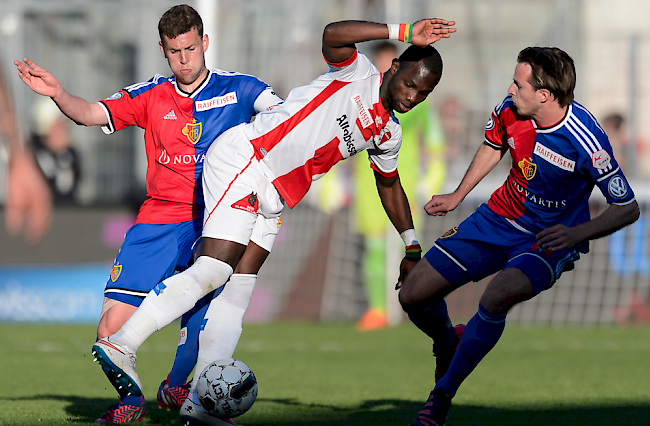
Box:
[99,70,277,224]
[484,95,636,252]
[242,50,402,208]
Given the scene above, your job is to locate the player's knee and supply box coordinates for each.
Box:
[398,282,443,313]
[480,276,532,314]
[96,301,137,339]
[398,275,422,310]
[399,263,451,311]
[96,318,120,340]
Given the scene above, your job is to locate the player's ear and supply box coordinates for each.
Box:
[202,34,209,52]
[389,58,399,75]
[538,88,551,103]
[159,41,167,58]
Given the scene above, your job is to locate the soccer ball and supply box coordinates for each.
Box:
[196,358,258,419]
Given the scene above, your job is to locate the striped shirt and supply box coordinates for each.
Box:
[242,50,402,208]
[484,95,635,253]
[99,70,278,224]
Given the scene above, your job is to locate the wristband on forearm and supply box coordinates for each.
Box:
[401,229,421,260]
[387,23,413,43]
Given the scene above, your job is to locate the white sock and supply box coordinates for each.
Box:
[111,256,233,352]
[191,273,256,392]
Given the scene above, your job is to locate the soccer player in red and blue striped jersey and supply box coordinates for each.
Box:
[400,47,640,426]
[16,5,282,424]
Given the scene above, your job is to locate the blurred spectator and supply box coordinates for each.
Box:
[438,95,469,183]
[354,41,447,331]
[0,57,52,243]
[30,97,81,205]
[601,112,649,177]
[602,113,627,171]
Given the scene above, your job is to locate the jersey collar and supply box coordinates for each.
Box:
[533,103,572,133]
[171,69,212,98]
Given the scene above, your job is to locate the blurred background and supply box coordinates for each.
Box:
[0,0,649,327]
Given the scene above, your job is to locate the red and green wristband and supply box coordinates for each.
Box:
[401,229,421,260]
[387,23,413,44]
[405,244,422,260]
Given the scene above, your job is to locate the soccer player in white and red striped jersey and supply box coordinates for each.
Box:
[93,18,455,426]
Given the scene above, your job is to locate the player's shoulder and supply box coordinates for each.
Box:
[493,94,514,116]
[552,102,614,166]
[569,101,605,134]
[123,74,172,98]
[326,50,379,79]
[209,69,266,86]
[559,102,608,147]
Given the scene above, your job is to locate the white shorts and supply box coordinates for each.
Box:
[202,124,284,251]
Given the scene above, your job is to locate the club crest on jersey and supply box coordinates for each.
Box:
[110,262,122,282]
[518,157,537,180]
[591,149,611,169]
[441,227,458,238]
[182,119,202,145]
[232,192,259,215]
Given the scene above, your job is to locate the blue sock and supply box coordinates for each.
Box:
[121,394,142,406]
[407,299,458,351]
[436,304,507,397]
[167,291,215,386]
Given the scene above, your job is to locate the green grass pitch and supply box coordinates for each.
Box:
[1,322,650,425]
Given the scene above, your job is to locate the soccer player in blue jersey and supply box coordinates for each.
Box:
[16,4,282,424]
[398,46,640,426]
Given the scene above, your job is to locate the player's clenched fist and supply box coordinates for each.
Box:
[424,193,462,217]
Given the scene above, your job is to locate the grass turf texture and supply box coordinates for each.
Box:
[1,323,650,425]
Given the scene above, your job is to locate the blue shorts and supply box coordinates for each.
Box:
[424,204,580,296]
[104,219,202,306]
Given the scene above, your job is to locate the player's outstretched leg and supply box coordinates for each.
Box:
[92,338,144,398]
[179,393,240,426]
[158,292,216,410]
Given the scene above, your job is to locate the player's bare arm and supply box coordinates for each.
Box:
[322,19,455,65]
[536,201,640,251]
[15,58,107,127]
[374,171,419,284]
[374,171,414,234]
[425,142,504,216]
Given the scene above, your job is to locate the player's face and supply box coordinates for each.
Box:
[160,27,209,92]
[387,61,438,114]
[508,62,543,118]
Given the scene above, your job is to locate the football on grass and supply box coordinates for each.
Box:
[196,358,258,418]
